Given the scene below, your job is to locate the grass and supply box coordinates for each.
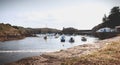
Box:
[0,24,12,31]
[62,41,120,65]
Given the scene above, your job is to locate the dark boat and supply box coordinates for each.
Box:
[44,36,47,40]
[81,37,87,41]
[69,37,75,43]
[61,36,65,42]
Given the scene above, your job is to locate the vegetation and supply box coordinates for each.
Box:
[0,23,21,35]
[0,23,34,41]
[61,27,79,34]
[41,28,61,33]
[0,23,61,41]
[62,41,120,65]
[92,6,120,39]
[92,6,120,32]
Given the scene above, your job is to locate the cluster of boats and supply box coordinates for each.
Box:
[43,33,59,40]
[60,35,87,43]
[61,36,75,43]
[43,34,87,43]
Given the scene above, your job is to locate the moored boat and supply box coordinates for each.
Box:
[61,35,65,42]
[81,37,87,41]
[69,37,75,43]
[44,36,47,40]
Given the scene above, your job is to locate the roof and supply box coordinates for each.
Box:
[115,26,120,29]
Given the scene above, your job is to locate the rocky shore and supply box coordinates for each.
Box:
[4,36,120,65]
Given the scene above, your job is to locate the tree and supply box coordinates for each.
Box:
[107,6,120,28]
[102,14,107,22]
[110,6,119,14]
[92,6,120,33]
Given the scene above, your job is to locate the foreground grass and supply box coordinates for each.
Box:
[62,41,120,65]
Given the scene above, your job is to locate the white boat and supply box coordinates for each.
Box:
[61,35,65,42]
[55,34,59,38]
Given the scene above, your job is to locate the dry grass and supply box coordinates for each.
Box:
[62,41,120,65]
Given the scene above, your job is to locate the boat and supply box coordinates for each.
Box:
[81,37,87,41]
[44,36,47,40]
[69,37,75,43]
[55,33,59,38]
[61,36,65,42]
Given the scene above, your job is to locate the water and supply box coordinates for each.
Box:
[0,34,98,65]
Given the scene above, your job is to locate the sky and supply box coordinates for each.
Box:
[0,0,120,30]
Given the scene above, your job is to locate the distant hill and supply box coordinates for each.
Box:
[61,27,79,34]
[60,27,92,35]
[31,28,61,34]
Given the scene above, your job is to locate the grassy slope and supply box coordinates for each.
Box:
[0,24,28,41]
[0,24,19,35]
[63,41,120,65]
[0,23,31,36]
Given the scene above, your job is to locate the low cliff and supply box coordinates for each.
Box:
[0,23,33,41]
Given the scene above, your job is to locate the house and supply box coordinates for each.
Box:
[96,27,116,32]
[115,26,120,32]
[95,27,117,39]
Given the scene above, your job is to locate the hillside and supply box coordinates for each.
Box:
[92,6,120,39]
[92,6,120,33]
[61,27,79,34]
[31,28,61,34]
[0,23,33,41]
[0,23,61,41]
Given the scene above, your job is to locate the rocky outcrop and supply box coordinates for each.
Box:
[61,27,79,35]
[0,23,61,41]
[0,23,33,41]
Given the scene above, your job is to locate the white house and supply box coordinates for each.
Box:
[115,26,120,32]
[96,27,116,32]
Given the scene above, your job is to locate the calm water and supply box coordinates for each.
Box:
[0,34,98,65]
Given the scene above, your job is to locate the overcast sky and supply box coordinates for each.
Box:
[0,0,120,30]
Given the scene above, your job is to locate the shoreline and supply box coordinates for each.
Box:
[0,36,25,42]
[4,36,120,65]
[0,34,37,42]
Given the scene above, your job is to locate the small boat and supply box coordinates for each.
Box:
[81,37,87,41]
[61,36,65,42]
[69,37,75,43]
[44,36,47,40]
[55,34,59,38]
